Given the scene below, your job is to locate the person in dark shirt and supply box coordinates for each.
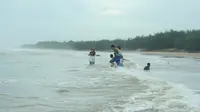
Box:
[144,63,150,71]
[110,54,117,67]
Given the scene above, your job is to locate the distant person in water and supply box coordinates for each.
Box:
[110,45,121,66]
[88,49,96,65]
[144,63,150,71]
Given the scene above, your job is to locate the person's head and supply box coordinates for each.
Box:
[110,54,114,58]
[111,45,115,50]
[90,48,94,51]
[117,46,121,50]
[147,63,150,66]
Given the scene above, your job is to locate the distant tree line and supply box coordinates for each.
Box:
[22,29,200,52]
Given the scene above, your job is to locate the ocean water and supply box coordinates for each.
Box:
[0,49,200,112]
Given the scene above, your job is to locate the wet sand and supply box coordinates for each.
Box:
[142,51,200,59]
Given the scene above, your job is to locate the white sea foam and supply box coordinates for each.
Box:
[105,68,200,112]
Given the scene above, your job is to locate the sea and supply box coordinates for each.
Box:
[0,49,200,112]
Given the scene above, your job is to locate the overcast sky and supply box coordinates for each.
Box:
[0,0,200,47]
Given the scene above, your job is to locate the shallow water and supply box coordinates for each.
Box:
[0,49,200,112]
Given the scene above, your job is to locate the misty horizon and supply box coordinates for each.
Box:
[0,0,200,48]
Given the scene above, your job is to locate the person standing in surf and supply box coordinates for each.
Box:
[110,45,123,67]
[116,46,124,67]
[88,49,96,65]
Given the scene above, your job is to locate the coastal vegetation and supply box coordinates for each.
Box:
[22,29,200,52]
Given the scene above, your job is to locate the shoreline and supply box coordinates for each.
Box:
[20,47,200,59]
[141,51,200,59]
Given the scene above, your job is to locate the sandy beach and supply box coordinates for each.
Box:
[142,51,200,59]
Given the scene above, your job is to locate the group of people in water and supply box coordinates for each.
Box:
[88,45,150,71]
[109,45,124,67]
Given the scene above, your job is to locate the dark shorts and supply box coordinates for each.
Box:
[110,56,121,66]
